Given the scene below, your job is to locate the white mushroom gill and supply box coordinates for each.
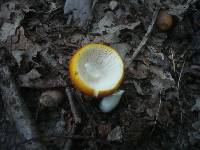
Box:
[84,63,101,80]
[77,47,123,95]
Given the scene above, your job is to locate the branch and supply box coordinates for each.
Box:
[125,7,160,68]
[63,88,81,150]
[65,88,81,124]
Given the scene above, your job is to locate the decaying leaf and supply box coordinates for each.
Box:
[40,90,63,107]
[151,77,174,98]
[168,4,190,20]
[18,69,41,85]
[189,131,200,145]
[147,46,169,69]
[128,63,149,79]
[92,12,140,35]
[0,16,23,42]
[92,11,115,34]
[109,1,118,10]
[111,43,132,60]
[11,50,24,66]
[150,65,173,80]
[192,121,200,131]
[92,11,140,44]
[107,126,122,141]
[0,2,27,42]
[132,80,144,95]
[0,2,15,20]
[191,98,200,111]
[64,0,92,28]
[7,27,42,65]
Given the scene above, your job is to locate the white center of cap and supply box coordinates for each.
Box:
[84,63,101,80]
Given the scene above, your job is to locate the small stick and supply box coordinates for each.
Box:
[125,7,160,68]
[63,88,81,150]
[150,91,162,134]
[65,88,81,124]
[75,92,98,150]
[176,60,186,149]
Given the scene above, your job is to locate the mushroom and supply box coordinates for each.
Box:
[69,44,124,97]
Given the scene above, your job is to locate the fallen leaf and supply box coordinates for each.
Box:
[109,1,118,10]
[64,0,92,28]
[0,2,15,20]
[151,76,175,98]
[0,2,26,42]
[11,50,24,66]
[0,16,23,42]
[168,4,189,20]
[6,27,42,65]
[107,21,140,34]
[192,121,200,131]
[92,11,115,34]
[147,46,170,69]
[189,131,200,145]
[150,65,173,80]
[191,98,200,111]
[18,69,41,85]
[132,80,144,95]
[107,126,122,141]
[128,63,149,79]
[40,90,63,107]
[111,43,131,60]
[92,11,140,35]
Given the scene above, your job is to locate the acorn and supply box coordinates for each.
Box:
[156,9,173,31]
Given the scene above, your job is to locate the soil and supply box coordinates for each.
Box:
[1,0,200,150]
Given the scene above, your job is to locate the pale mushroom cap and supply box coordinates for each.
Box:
[69,44,124,97]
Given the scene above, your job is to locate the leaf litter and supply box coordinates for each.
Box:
[0,0,200,149]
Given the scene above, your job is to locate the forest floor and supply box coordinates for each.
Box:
[1,0,200,150]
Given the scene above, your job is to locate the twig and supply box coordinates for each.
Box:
[75,92,97,126]
[65,88,81,124]
[177,60,186,91]
[75,92,98,150]
[176,60,186,150]
[150,91,162,134]
[125,7,160,68]
[0,65,47,150]
[63,88,81,150]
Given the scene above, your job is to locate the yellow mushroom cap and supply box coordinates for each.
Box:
[69,44,124,97]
